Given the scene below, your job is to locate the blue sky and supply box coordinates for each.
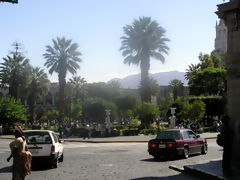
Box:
[0,0,224,83]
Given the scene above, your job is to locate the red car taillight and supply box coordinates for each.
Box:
[151,144,157,148]
[51,145,55,153]
[167,143,173,148]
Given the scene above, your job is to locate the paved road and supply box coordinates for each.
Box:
[0,139,222,180]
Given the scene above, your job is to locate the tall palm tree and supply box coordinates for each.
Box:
[120,17,169,102]
[69,76,87,100]
[0,54,30,99]
[43,37,82,125]
[27,67,50,124]
[168,79,184,101]
[185,63,200,83]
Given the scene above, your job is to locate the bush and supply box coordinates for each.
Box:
[120,129,139,136]
[140,129,156,135]
[91,130,101,137]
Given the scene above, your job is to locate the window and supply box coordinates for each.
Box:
[52,132,59,143]
[25,132,52,144]
[188,131,197,139]
[183,131,190,139]
[156,131,180,140]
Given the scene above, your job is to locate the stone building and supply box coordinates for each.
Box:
[214,19,227,56]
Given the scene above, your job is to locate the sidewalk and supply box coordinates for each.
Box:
[183,159,223,180]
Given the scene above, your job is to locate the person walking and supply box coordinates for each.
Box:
[7,127,31,180]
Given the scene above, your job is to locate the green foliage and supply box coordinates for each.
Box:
[159,92,174,118]
[139,129,156,135]
[115,95,136,123]
[41,110,59,125]
[67,76,87,101]
[186,53,227,96]
[0,97,27,126]
[70,100,83,120]
[120,129,139,136]
[129,118,141,127]
[26,66,50,124]
[174,97,206,123]
[44,37,82,124]
[189,67,226,96]
[84,98,117,124]
[149,77,160,96]
[168,79,184,100]
[135,102,160,128]
[0,54,31,99]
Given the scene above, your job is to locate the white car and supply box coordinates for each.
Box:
[23,130,64,168]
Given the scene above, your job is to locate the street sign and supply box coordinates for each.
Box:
[0,0,18,3]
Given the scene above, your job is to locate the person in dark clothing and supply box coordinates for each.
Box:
[220,115,234,175]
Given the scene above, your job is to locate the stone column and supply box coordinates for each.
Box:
[216,0,240,177]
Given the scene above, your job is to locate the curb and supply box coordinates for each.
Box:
[63,140,147,143]
[183,165,224,180]
[169,165,184,173]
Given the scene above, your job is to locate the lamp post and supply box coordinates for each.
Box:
[216,0,240,176]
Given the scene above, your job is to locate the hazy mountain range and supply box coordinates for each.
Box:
[109,71,188,89]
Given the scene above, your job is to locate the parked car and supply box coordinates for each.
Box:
[148,129,207,160]
[23,130,64,168]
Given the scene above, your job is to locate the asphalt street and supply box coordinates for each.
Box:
[0,139,222,180]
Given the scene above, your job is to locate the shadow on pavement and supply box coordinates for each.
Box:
[31,162,52,171]
[0,166,11,173]
[130,173,199,180]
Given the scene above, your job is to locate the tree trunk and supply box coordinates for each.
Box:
[58,71,66,126]
[140,54,151,102]
[28,95,36,125]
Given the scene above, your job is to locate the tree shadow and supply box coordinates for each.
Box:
[130,173,198,180]
[0,166,12,173]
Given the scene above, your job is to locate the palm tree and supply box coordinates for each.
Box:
[120,17,169,102]
[69,76,87,101]
[27,67,50,124]
[43,37,82,125]
[0,54,30,99]
[149,77,160,97]
[168,79,184,101]
[185,63,200,85]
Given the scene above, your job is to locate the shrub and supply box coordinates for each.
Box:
[120,129,139,136]
[140,129,156,135]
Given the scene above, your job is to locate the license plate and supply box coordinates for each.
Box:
[159,144,166,148]
[31,149,39,154]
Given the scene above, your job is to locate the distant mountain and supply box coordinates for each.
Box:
[109,71,188,89]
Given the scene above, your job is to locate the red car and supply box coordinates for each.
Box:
[148,129,207,159]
